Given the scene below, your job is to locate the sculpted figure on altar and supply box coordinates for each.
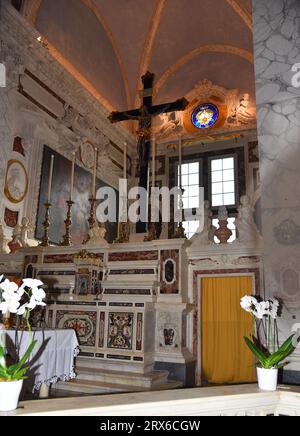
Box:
[236,195,260,244]
[85,221,109,247]
[190,200,216,246]
[8,224,22,254]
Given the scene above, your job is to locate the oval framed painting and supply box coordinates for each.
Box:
[4,159,28,204]
[191,103,219,129]
[80,141,95,169]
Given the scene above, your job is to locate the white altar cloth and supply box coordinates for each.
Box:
[6,329,79,392]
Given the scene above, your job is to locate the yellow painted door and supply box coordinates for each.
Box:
[201,276,255,384]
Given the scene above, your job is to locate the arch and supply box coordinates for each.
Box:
[135,0,166,106]
[226,0,252,31]
[20,0,42,25]
[80,0,131,109]
[154,45,254,96]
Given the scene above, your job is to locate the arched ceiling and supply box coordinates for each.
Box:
[25,0,255,136]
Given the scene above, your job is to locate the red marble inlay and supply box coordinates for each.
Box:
[160,249,179,294]
[108,251,158,262]
[44,254,74,263]
[136,313,143,351]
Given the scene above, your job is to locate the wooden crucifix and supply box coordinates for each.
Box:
[108,71,188,233]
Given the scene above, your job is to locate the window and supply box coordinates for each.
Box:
[178,161,201,209]
[182,220,200,239]
[209,156,237,207]
[176,153,240,240]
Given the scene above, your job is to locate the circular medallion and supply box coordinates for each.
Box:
[4,160,28,203]
[191,103,219,129]
[80,142,95,169]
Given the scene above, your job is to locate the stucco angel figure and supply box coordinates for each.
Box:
[190,200,216,245]
[20,216,31,248]
[85,221,109,247]
[8,224,22,254]
[236,195,260,244]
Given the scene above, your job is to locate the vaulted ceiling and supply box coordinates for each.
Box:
[23,0,255,120]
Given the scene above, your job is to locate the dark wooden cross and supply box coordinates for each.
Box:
[108,71,188,233]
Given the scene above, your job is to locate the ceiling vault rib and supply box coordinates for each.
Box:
[134,0,166,107]
[80,0,132,110]
[154,44,254,95]
[43,38,115,112]
[225,0,252,31]
[21,0,42,25]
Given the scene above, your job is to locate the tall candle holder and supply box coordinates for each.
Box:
[83,197,97,244]
[39,202,51,247]
[144,222,157,241]
[172,190,186,239]
[115,221,129,243]
[60,200,74,246]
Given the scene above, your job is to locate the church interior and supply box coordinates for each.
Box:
[0,0,300,416]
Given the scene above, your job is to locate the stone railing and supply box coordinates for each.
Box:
[2,384,300,416]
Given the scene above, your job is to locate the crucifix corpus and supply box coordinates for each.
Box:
[108,71,188,233]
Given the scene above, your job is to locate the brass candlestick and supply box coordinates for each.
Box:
[172,191,186,239]
[172,222,186,239]
[40,202,51,247]
[83,197,97,244]
[144,222,157,241]
[115,221,129,243]
[60,200,74,246]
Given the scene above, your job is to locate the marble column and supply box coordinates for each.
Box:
[252,0,300,382]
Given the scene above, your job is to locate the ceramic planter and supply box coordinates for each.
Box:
[0,379,23,412]
[257,367,278,391]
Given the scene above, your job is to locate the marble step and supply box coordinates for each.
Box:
[75,366,170,388]
[53,378,182,396]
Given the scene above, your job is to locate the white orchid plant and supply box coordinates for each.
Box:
[240,295,296,370]
[0,275,46,381]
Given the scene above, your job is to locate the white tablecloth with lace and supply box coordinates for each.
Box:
[5,329,79,392]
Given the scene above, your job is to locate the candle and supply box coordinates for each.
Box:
[178,135,182,189]
[92,147,97,198]
[152,137,156,189]
[123,142,127,179]
[47,154,54,203]
[70,152,75,201]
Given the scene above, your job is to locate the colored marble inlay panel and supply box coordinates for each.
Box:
[98,311,105,348]
[107,312,133,350]
[160,250,179,294]
[108,251,158,261]
[109,269,155,275]
[104,289,151,295]
[56,310,97,346]
[136,313,143,351]
[44,254,74,263]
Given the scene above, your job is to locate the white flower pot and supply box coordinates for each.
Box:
[0,380,23,412]
[256,367,278,391]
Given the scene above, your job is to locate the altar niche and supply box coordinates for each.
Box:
[29,239,194,389]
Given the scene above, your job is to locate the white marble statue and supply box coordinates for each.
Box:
[190,201,216,245]
[20,216,30,248]
[236,195,260,244]
[85,222,109,247]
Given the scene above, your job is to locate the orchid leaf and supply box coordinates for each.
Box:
[18,339,37,367]
[244,336,268,366]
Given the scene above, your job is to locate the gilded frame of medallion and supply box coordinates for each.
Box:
[4,159,28,204]
[80,141,95,170]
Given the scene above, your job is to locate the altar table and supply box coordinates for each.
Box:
[5,329,79,395]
